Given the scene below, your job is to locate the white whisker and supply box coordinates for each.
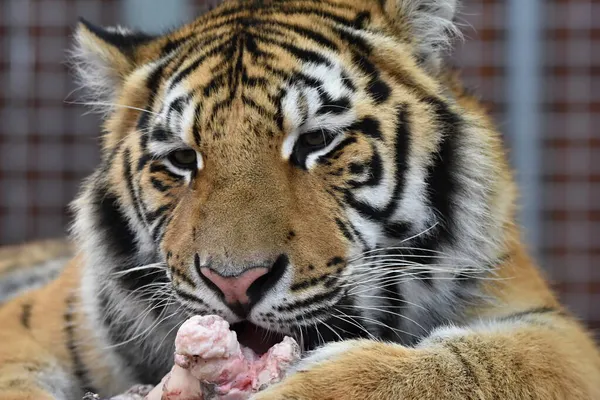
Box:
[111,263,167,277]
[344,304,427,333]
[64,100,160,116]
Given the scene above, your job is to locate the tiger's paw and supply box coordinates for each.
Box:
[251,340,411,400]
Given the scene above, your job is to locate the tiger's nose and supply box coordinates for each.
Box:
[200,267,269,306]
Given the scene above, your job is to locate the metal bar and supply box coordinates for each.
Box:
[506,0,543,258]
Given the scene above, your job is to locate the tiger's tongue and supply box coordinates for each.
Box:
[233,321,282,355]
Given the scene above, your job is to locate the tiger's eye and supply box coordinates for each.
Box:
[301,131,328,148]
[168,149,197,169]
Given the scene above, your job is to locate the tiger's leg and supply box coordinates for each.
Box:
[0,297,82,400]
[0,258,118,400]
[253,309,600,400]
[0,341,77,400]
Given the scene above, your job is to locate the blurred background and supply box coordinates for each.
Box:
[0,0,597,332]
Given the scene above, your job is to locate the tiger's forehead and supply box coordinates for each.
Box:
[134,0,424,159]
[147,38,361,151]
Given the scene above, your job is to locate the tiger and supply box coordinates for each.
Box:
[1,0,599,399]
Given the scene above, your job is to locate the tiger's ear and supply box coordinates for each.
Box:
[71,18,156,110]
[383,0,461,71]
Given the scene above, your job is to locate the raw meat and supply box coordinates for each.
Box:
[142,315,301,400]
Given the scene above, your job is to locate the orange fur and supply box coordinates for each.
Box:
[0,1,599,399]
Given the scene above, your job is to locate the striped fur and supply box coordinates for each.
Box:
[1,1,599,399]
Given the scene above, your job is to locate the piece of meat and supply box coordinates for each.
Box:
[142,315,301,400]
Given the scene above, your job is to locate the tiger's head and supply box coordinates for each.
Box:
[72,0,516,366]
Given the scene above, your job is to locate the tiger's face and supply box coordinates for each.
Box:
[73,0,512,356]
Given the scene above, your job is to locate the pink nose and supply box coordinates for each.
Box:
[200,267,269,305]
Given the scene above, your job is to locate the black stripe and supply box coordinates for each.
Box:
[151,177,171,192]
[348,221,369,250]
[333,24,371,54]
[161,36,191,56]
[472,344,499,400]
[202,71,228,97]
[349,117,382,140]
[170,37,235,87]
[136,62,166,148]
[349,49,393,105]
[348,145,382,188]
[445,342,480,388]
[316,95,351,116]
[245,34,276,61]
[241,71,270,88]
[164,32,227,86]
[242,94,271,116]
[300,297,372,351]
[170,97,186,114]
[344,105,410,222]
[137,154,153,172]
[123,149,148,227]
[391,105,411,208]
[277,292,343,323]
[192,102,202,146]
[100,145,121,174]
[150,128,169,142]
[170,267,196,287]
[252,22,339,51]
[269,0,358,12]
[145,204,171,225]
[20,302,32,329]
[335,218,353,242]
[264,64,292,83]
[254,35,331,66]
[228,31,244,98]
[173,286,206,306]
[64,294,95,393]
[209,98,237,124]
[351,50,377,78]
[96,190,137,260]
[383,221,411,238]
[290,272,338,292]
[156,215,174,243]
[94,187,170,294]
[296,72,326,89]
[422,97,462,247]
[150,163,183,181]
[367,77,391,105]
[326,257,345,267]
[151,214,168,242]
[276,287,343,312]
[498,306,558,322]
[323,136,358,162]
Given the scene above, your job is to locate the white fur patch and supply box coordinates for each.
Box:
[292,340,360,372]
[417,324,470,347]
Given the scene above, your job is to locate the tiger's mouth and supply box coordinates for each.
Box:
[231,321,288,355]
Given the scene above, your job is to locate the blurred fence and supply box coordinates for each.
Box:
[0,0,598,331]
